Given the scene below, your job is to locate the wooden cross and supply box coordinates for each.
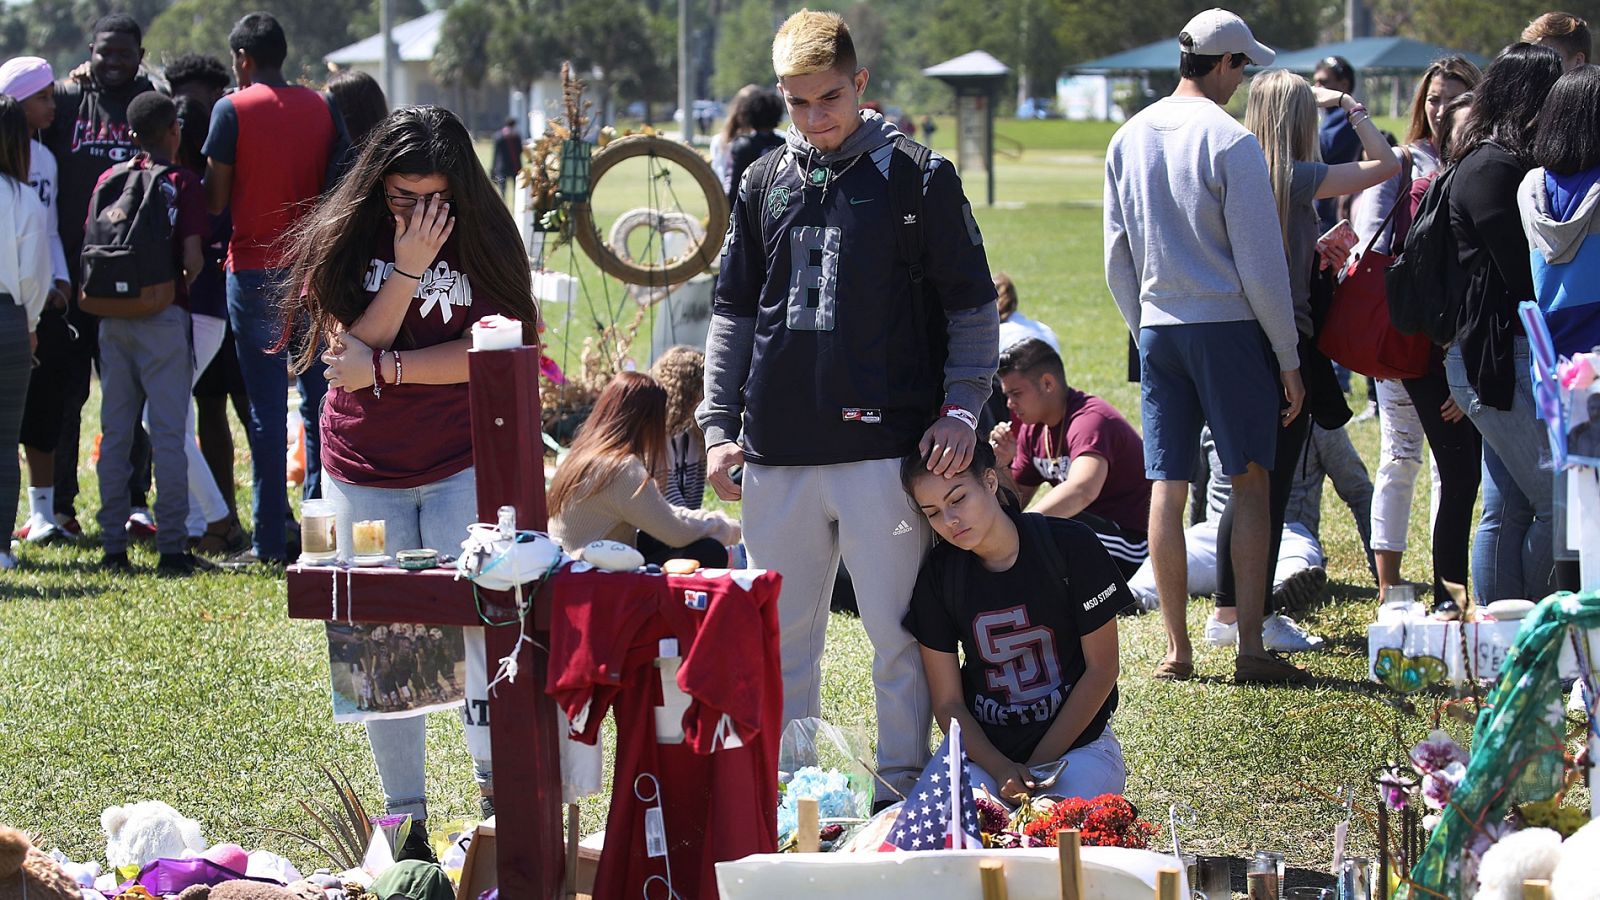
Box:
[286,346,565,900]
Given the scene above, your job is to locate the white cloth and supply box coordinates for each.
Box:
[998,310,1060,352]
[1127,520,1323,604]
[710,133,734,194]
[27,139,67,286]
[0,177,51,330]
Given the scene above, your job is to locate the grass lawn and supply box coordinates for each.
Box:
[0,118,1528,879]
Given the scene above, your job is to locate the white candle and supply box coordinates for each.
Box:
[472,314,525,351]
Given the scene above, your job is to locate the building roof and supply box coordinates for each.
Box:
[326,10,446,66]
[923,51,1011,80]
[1272,36,1488,74]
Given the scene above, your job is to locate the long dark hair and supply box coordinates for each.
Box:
[899,438,1020,512]
[1533,65,1600,176]
[0,96,30,183]
[325,69,389,148]
[547,372,668,519]
[1454,42,1563,166]
[1403,56,1481,147]
[277,105,535,374]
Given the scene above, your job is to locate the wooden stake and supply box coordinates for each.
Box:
[1156,868,1180,900]
[1523,880,1552,900]
[1247,872,1274,900]
[797,797,820,853]
[980,858,1008,900]
[565,804,579,900]
[1057,829,1083,900]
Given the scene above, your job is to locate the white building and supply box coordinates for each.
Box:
[325,11,516,133]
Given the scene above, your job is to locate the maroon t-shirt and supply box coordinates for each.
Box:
[1009,390,1150,533]
[320,233,502,488]
[89,155,208,309]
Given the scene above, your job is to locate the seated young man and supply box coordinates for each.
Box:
[990,339,1150,577]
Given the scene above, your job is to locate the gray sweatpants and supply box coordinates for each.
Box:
[97,306,191,554]
[742,457,933,799]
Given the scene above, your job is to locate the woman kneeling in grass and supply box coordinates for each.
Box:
[901,439,1132,803]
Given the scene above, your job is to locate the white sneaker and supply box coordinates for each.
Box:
[21,513,59,544]
[1204,615,1238,647]
[0,551,16,570]
[1263,614,1326,653]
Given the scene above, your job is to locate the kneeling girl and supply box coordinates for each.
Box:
[901,439,1132,803]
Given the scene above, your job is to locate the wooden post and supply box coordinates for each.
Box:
[1247,872,1274,900]
[1156,868,1181,900]
[1057,829,1083,900]
[286,346,563,899]
[796,797,820,852]
[1523,880,1552,900]
[564,804,579,900]
[979,858,1008,900]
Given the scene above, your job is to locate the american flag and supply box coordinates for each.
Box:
[879,719,982,851]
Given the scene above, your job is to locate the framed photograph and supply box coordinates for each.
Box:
[1566,382,1600,467]
[325,622,468,722]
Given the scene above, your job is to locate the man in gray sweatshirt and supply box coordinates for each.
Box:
[698,10,998,800]
[1104,8,1307,684]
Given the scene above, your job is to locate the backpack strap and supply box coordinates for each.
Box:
[1018,512,1071,597]
[888,135,930,298]
[938,543,969,631]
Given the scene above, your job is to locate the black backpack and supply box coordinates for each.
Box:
[1384,163,1464,346]
[80,158,177,319]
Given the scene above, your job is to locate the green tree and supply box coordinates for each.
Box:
[1368,0,1600,58]
[711,0,775,98]
[144,0,422,82]
[434,0,494,124]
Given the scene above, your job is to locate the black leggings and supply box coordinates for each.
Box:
[1403,367,1482,606]
[1214,405,1312,612]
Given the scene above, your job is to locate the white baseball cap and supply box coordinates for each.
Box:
[1179,8,1275,66]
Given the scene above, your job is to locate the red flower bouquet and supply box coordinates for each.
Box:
[1021,794,1155,849]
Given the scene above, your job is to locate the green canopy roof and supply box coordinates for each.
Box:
[1266,36,1487,74]
[1066,35,1486,77]
[1065,40,1181,76]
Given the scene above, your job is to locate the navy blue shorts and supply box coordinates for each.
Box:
[1138,322,1279,481]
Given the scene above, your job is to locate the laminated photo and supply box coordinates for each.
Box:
[325,622,468,722]
[1566,382,1600,467]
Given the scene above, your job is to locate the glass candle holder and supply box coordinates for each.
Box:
[301,499,337,561]
[1250,850,1286,900]
[352,519,387,557]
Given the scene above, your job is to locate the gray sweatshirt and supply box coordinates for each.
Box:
[1104,96,1300,371]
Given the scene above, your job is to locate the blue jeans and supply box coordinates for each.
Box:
[322,466,491,819]
[226,269,327,559]
[1445,341,1554,601]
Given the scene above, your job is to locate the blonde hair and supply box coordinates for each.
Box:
[1244,69,1319,259]
[993,272,1017,320]
[773,9,856,78]
[650,345,705,439]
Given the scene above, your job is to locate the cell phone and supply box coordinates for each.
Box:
[1319,219,1359,253]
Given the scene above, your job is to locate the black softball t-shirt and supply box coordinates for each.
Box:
[903,512,1134,763]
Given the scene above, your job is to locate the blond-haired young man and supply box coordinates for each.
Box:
[699,8,998,801]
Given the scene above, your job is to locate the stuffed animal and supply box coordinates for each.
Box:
[1551,818,1600,899]
[175,880,324,900]
[101,801,205,870]
[0,825,83,900]
[1473,827,1562,900]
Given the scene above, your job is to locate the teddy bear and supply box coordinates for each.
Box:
[101,801,205,871]
[0,825,83,900]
